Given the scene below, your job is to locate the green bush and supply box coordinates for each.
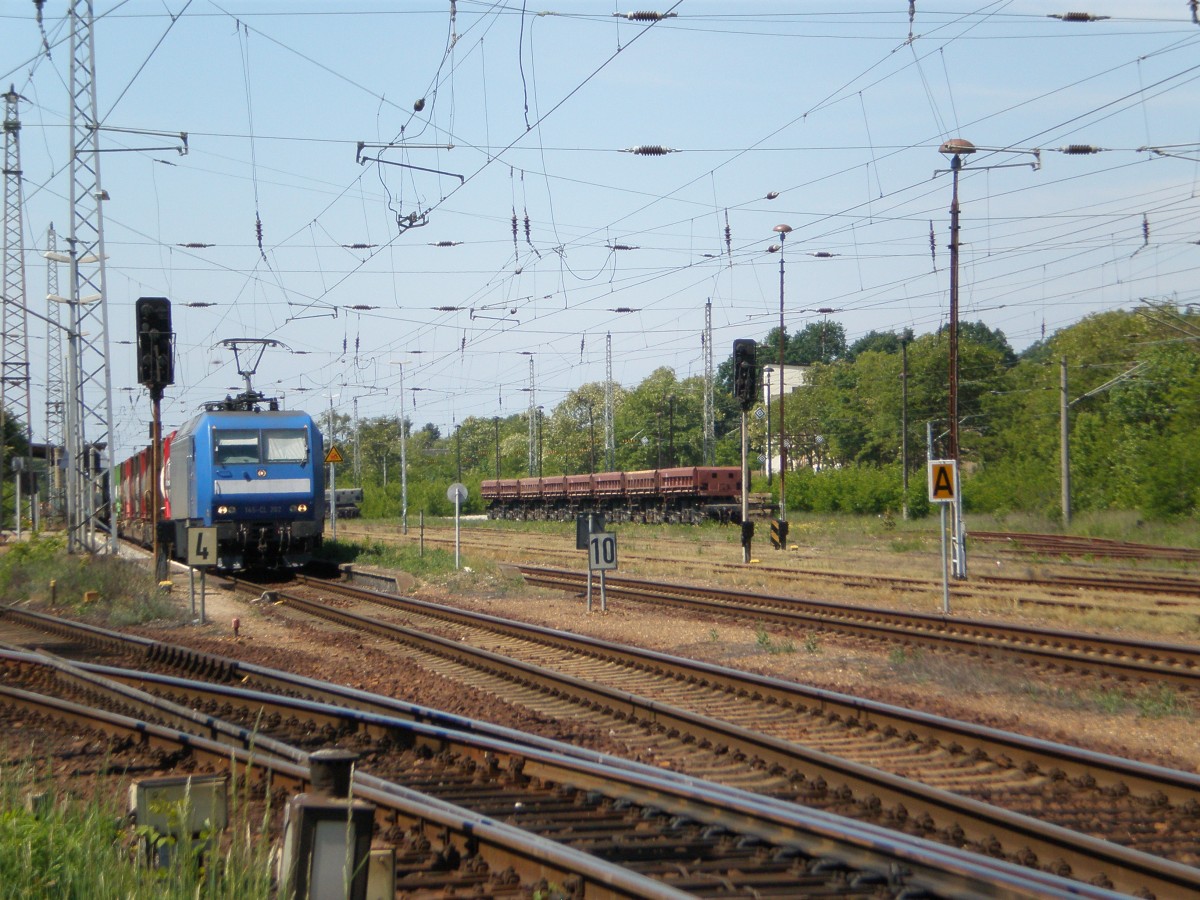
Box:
[0,537,177,626]
[787,465,913,516]
[0,761,273,899]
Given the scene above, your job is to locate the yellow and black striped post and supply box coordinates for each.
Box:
[769,518,789,549]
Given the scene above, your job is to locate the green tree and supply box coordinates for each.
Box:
[543,382,612,474]
[790,321,847,365]
[848,329,901,359]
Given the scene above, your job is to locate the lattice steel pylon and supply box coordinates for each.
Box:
[703,299,714,464]
[63,1,117,553]
[3,86,34,520]
[44,225,66,521]
[604,332,615,470]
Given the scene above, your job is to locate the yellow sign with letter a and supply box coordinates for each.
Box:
[927,460,957,503]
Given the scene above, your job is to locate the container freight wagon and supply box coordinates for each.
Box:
[326,487,364,519]
[481,466,743,524]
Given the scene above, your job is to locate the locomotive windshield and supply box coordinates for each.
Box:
[264,429,308,463]
[213,427,309,465]
[214,430,260,465]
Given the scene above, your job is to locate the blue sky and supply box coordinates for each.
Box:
[3,1,1198,457]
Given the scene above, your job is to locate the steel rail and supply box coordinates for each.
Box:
[244,581,1200,898]
[1,645,1120,900]
[8,590,1200,896]
[520,566,1200,690]
[0,649,695,900]
[337,524,1200,604]
[971,531,1200,563]
[287,573,1200,803]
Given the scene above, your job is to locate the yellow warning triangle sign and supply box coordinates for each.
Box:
[324,446,344,465]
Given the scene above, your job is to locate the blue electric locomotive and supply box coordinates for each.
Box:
[163,400,325,570]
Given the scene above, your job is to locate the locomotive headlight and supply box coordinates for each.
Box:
[295,503,308,513]
[217,504,235,516]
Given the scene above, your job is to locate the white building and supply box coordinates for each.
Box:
[759,364,811,476]
[760,363,810,403]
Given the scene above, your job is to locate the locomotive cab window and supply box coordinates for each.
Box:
[214,430,260,465]
[264,429,308,463]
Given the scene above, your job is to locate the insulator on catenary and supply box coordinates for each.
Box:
[613,11,677,21]
[1058,144,1102,154]
[1048,12,1110,21]
[342,242,376,249]
[178,242,213,248]
[622,145,676,155]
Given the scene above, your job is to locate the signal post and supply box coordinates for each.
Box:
[732,339,758,562]
[135,297,175,580]
[928,459,957,613]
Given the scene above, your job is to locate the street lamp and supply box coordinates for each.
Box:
[764,369,772,485]
[770,223,792,525]
[938,138,975,462]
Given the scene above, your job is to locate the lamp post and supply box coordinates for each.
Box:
[586,403,596,473]
[770,223,792,525]
[938,139,975,463]
[764,369,772,485]
[536,406,544,476]
[493,415,500,479]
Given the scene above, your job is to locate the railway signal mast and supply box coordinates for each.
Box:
[135,296,174,576]
[733,339,757,562]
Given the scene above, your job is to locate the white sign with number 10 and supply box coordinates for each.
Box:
[587,532,617,571]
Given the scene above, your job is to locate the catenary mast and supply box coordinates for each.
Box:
[3,87,33,525]
[64,1,117,552]
[44,226,66,521]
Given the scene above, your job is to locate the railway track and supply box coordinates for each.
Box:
[518,567,1200,692]
[972,531,1200,563]
[337,524,1200,612]
[0,608,1111,900]
[209,572,1200,896]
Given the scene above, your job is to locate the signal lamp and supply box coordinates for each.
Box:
[732,339,758,411]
